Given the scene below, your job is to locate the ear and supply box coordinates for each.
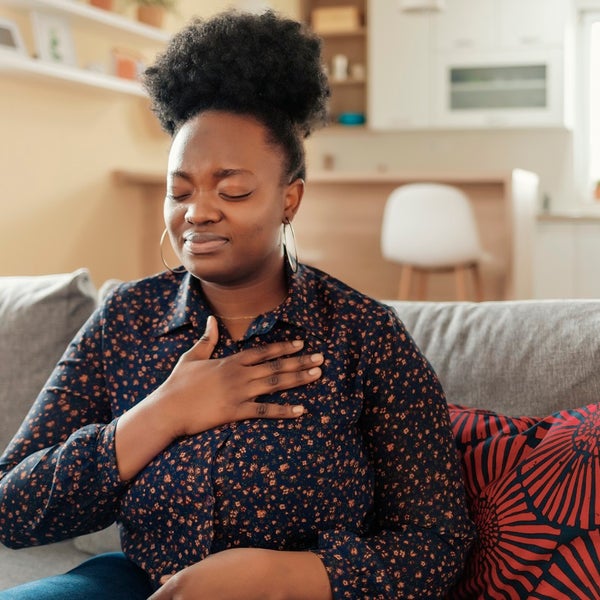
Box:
[283,178,304,222]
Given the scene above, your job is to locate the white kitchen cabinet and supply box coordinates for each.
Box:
[499,0,568,49]
[534,221,576,297]
[534,219,600,298]
[432,48,568,129]
[432,0,495,51]
[368,1,431,129]
[572,223,600,297]
[433,0,568,52]
[368,0,572,131]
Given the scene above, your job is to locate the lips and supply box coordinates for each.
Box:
[183,232,228,255]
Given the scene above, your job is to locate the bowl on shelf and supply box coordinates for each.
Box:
[337,112,366,126]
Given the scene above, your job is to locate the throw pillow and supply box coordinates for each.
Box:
[446,403,600,599]
[0,269,97,454]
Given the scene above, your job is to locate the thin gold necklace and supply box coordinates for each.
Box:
[213,293,287,321]
[214,313,257,321]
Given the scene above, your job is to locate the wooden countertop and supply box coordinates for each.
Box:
[537,211,600,222]
[306,171,512,184]
[113,169,512,187]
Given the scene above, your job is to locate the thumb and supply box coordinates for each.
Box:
[187,315,219,360]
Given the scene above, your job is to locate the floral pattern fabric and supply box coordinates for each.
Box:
[447,403,600,600]
[0,265,474,598]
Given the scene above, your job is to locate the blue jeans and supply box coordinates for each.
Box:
[0,552,153,600]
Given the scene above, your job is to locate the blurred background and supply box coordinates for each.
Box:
[0,0,598,301]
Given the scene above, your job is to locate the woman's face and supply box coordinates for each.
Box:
[164,111,303,286]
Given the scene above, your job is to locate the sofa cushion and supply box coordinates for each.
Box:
[0,269,97,454]
[389,300,600,416]
[446,403,600,599]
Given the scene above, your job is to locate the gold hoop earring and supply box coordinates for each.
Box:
[160,228,186,274]
[282,219,298,273]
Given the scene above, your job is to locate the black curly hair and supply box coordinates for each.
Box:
[143,9,330,183]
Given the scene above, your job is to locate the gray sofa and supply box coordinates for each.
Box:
[1,270,599,595]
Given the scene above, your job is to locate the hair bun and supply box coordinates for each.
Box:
[144,10,330,136]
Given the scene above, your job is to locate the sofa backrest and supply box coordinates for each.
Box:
[388,300,600,416]
[0,270,97,453]
[1,272,597,454]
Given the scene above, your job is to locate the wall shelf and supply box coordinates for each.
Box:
[0,50,145,96]
[0,0,167,95]
[301,0,367,124]
[318,28,366,38]
[0,0,170,42]
[329,77,366,86]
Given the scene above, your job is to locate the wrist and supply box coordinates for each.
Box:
[114,390,179,481]
[269,550,332,600]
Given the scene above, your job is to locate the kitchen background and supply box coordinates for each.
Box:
[0,0,598,300]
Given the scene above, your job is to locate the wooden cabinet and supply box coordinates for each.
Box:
[118,169,534,300]
[301,0,367,126]
[368,2,431,129]
[0,0,168,96]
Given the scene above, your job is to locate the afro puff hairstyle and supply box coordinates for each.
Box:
[143,10,330,182]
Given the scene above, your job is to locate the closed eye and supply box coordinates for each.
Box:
[166,193,190,202]
[220,191,253,200]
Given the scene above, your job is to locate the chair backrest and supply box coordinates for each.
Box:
[381,183,482,268]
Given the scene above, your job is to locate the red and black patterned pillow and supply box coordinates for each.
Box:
[446,402,600,599]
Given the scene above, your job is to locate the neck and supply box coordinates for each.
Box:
[201,268,288,320]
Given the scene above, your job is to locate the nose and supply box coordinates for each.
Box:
[184,191,221,224]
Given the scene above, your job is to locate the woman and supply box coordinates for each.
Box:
[0,10,474,600]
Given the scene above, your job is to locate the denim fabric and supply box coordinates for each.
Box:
[0,553,153,600]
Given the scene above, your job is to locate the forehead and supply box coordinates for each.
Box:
[168,111,281,174]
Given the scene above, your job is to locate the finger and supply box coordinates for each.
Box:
[184,315,219,361]
[238,339,304,366]
[245,402,307,420]
[252,352,324,379]
[147,574,176,599]
[246,365,323,402]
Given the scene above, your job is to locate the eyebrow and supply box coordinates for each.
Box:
[169,168,252,182]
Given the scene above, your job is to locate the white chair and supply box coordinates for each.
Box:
[381,183,484,301]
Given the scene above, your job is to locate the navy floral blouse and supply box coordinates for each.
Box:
[0,264,475,598]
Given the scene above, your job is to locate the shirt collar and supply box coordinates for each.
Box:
[272,263,329,342]
[150,272,205,337]
[151,263,329,342]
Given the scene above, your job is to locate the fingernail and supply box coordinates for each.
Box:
[308,367,321,375]
[292,405,305,415]
[311,353,323,363]
[292,340,303,348]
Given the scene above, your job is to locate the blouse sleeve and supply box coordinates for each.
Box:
[0,300,128,548]
[313,309,476,598]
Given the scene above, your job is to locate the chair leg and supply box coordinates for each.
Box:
[454,266,468,301]
[398,265,413,299]
[471,263,484,302]
[416,269,428,300]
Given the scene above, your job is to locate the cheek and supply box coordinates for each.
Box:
[164,202,184,231]
[245,219,282,247]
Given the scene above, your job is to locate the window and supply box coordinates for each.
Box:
[577,11,600,201]
[588,20,600,195]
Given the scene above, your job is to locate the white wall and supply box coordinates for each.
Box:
[306,128,574,212]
